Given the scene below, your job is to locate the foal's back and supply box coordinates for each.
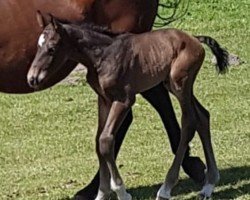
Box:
[131,28,203,68]
[111,29,204,93]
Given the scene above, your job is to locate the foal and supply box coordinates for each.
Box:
[27,17,228,200]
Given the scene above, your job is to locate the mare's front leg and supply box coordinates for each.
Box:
[99,97,135,200]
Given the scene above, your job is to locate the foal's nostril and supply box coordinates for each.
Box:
[28,76,38,87]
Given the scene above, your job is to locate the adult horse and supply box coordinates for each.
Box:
[0,0,205,199]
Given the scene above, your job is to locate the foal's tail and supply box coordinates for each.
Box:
[195,36,229,74]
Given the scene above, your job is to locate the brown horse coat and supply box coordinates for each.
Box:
[0,0,157,93]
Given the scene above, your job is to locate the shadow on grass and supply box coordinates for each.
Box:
[127,166,250,200]
[60,166,250,200]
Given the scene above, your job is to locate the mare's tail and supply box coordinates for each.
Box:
[195,36,229,74]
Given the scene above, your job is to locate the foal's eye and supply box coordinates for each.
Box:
[48,47,56,55]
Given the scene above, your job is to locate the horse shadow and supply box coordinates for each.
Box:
[62,166,249,200]
[127,166,250,200]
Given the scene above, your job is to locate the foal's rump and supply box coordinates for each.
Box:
[127,28,228,93]
[128,29,204,92]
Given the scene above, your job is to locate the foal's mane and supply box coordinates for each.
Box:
[79,23,123,38]
[55,17,123,38]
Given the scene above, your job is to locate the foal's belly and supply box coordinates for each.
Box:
[130,67,168,94]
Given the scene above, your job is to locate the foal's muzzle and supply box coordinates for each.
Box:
[27,76,39,88]
[27,67,47,89]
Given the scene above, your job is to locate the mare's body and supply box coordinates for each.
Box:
[27,20,229,200]
[0,0,157,93]
[1,1,205,199]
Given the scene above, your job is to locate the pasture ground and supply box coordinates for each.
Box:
[0,0,249,199]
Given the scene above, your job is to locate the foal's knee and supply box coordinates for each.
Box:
[99,133,115,158]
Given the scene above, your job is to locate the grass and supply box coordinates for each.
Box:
[0,0,249,199]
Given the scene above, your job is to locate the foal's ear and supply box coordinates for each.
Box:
[50,14,64,33]
[36,11,63,33]
[50,14,59,30]
[36,10,48,28]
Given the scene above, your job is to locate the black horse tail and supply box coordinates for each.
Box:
[195,36,229,74]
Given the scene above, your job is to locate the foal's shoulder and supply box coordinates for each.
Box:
[110,33,133,47]
[116,32,133,39]
[102,34,132,57]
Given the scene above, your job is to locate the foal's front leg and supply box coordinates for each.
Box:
[95,97,113,200]
[99,98,134,200]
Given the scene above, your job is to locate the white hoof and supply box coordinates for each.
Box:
[156,184,171,200]
[95,189,109,200]
[110,180,132,200]
[199,184,214,199]
[123,193,132,200]
[197,193,211,200]
[116,191,132,200]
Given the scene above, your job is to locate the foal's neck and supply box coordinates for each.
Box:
[64,24,115,68]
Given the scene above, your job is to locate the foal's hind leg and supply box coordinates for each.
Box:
[141,84,206,184]
[157,75,197,200]
[193,97,219,199]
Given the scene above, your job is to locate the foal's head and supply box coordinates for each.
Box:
[27,12,71,89]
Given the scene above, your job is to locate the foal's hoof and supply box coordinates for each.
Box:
[182,156,206,185]
[196,193,211,200]
[125,193,132,200]
[156,196,170,200]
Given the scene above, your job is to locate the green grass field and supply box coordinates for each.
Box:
[0,0,249,199]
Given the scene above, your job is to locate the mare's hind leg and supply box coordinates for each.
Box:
[157,75,197,200]
[193,97,219,199]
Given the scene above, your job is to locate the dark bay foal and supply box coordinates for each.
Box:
[27,15,228,200]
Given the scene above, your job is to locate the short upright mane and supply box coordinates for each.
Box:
[80,23,123,38]
[55,17,124,38]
